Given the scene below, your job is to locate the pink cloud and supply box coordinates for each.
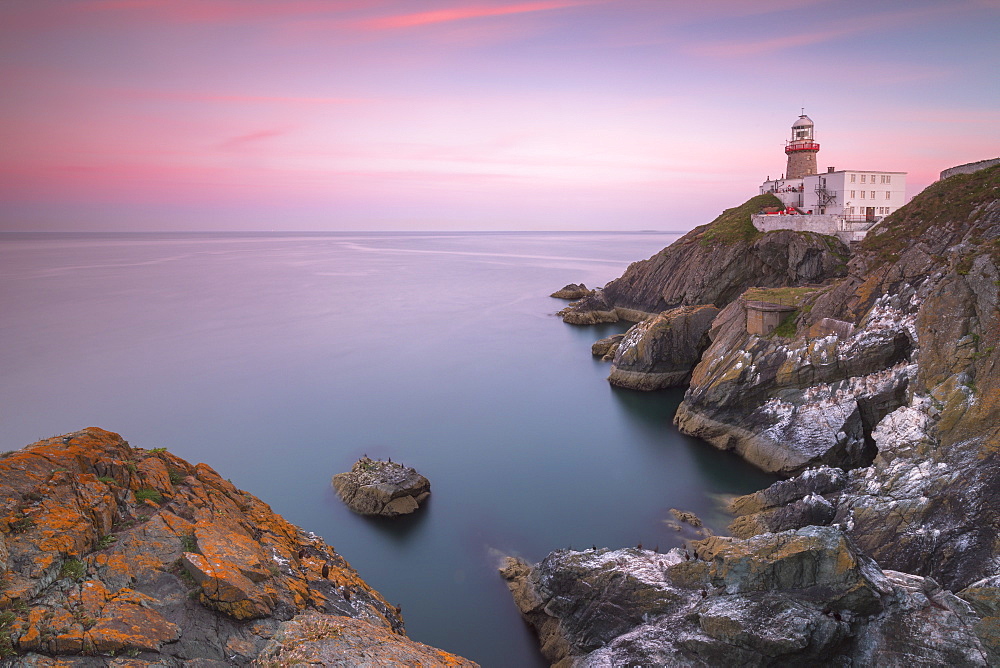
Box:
[350,1,596,31]
[218,128,289,150]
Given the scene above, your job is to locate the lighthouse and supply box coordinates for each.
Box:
[785,114,819,179]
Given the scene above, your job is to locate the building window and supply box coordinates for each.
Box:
[886,191,891,199]
[860,191,866,199]
[871,191,876,199]
[850,174,856,183]
[870,175,875,182]
[851,190,856,198]
[861,174,866,183]
[886,175,891,184]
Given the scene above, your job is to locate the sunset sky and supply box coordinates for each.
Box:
[2,0,998,232]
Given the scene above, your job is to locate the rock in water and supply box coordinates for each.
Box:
[591,333,625,358]
[550,282,593,299]
[333,457,431,517]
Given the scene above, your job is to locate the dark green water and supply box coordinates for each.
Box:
[0,232,778,666]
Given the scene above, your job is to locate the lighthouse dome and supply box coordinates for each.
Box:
[792,115,814,128]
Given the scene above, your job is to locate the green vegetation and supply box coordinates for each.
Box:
[861,164,1000,265]
[743,286,819,306]
[9,515,35,534]
[97,476,116,485]
[771,312,799,339]
[60,558,86,581]
[134,488,163,503]
[148,447,167,453]
[168,468,184,485]
[96,534,117,550]
[181,533,197,553]
[0,610,17,658]
[697,193,783,246]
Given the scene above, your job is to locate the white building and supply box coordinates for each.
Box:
[802,168,906,220]
[755,115,907,242]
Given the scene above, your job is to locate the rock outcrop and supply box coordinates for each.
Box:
[333,457,431,517]
[675,165,1000,590]
[523,165,1000,666]
[550,283,593,299]
[502,525,991,667]
[0,428,474,666]
[607,305,719,390]
[590,333,624,360]
[559,194,850,324]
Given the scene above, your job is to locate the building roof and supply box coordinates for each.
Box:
[792,114,814,127]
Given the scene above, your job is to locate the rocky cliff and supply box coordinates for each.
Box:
[517,165,1000,665]
[502,525,994,667]
[0,428,476,666]
[560,194,850,324]
[676,165,1000,592]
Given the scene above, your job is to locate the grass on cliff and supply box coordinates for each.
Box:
[862,164,1000,263]
[696,193,784,246]
[743,286,819,307]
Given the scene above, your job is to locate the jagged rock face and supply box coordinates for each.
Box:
[562,228,849,323]
[683,168,1000,590]
[607,305,719,391]
[674,295,916,475]
[0,428,475,666]
[502,526,991,667]
[332,457,431,517]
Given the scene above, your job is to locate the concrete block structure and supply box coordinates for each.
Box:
[745,300,796,336]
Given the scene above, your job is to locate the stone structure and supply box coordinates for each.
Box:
[744,300,796,336]
[940,157,1000,180]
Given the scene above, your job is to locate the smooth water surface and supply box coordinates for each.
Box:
[0,232,777,666]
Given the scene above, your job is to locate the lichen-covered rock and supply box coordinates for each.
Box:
[0,428,474,665]
[504,526,991,667]
[332,457,430,517]
[607,305,719,390]
[258,613,479,667]
[551,283,594,299]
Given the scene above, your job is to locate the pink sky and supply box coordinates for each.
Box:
[1,0,998,231]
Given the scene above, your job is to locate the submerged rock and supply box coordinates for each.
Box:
[551,283,594,299]
[332,457,431,517]
[0,428,474,665]
[503,526,991,667]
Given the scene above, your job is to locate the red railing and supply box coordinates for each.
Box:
[785,142,820,153]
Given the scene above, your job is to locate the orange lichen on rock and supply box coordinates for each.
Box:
[259,613,479,667]
[0,427,475,665]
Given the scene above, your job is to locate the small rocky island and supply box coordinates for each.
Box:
[333,457,431,517]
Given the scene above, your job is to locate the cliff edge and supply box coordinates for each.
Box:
[514,164,1000,666]
[0,427,477,666]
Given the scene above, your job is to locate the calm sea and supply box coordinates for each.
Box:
[0,232,776,666]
